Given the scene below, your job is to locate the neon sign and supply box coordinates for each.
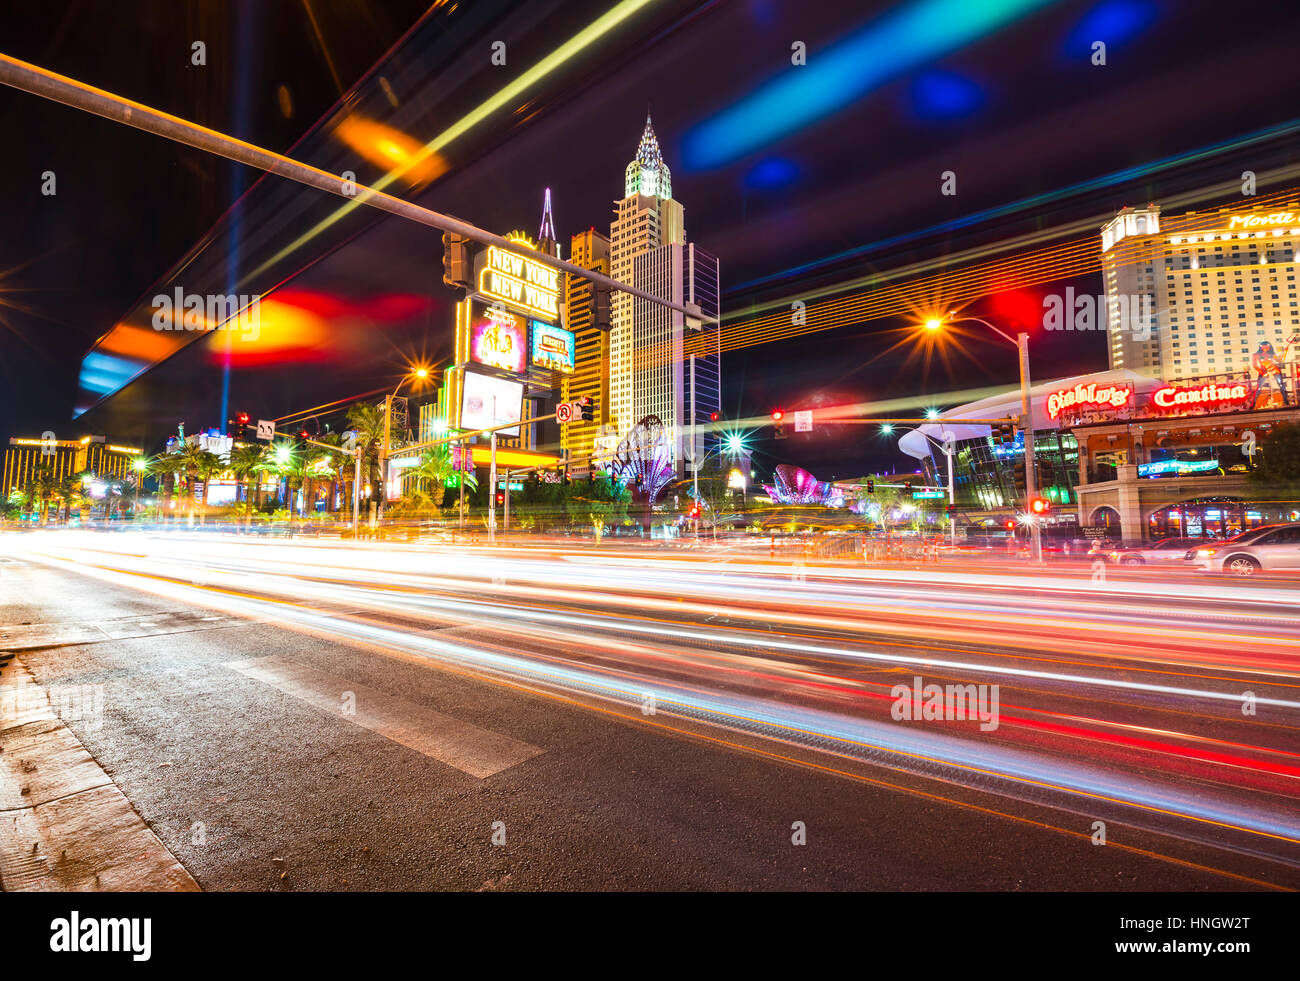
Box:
[1227,212,1298,230]
[470,304,527,374]
[1046,383,1132,420]
[479,245,560,321]
[530,321,575,374]
[1138,458,1220,477]
[1152,381,1250,410]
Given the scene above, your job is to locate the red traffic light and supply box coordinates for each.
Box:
[1005,520,1016,530]
[771,409,784,422]
[236,412,250,426]
[1030,497,1050,515]
[709,412,719,422]
[495,491,505,506]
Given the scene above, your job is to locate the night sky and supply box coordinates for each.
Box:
[3,0,1300,478]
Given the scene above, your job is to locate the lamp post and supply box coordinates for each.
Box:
[132,457,147,517]
[379,366,428,523]
[926,315,1041,563]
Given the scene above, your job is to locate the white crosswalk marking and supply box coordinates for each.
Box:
[224,656,543,778]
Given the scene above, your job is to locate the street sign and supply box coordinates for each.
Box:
[556,400,583,423]
[794,410,813,433]
[255,419,275,441]
[912,490,945,499]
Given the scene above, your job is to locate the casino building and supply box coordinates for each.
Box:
[898,364,1300,543]
[1102,202,1300,379]
[3,435,141,500]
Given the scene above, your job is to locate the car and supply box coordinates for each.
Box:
[1184,523,1300,576]
[1109,536,1215,565]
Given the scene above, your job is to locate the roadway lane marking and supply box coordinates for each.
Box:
[223,656,543,779]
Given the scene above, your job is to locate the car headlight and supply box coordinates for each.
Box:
[1194,547,1217,557]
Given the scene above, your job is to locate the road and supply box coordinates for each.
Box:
[2,528,1299,891]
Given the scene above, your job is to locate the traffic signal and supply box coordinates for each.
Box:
[904,480,912,493]
[495,491,505,507]
[298,429,310,439]
[991,419,1017,445]
[772,409,787,439]
[1030,497,1051,516]
[866,479,875,493]
[441,231,472,291]
[594,283,612,331]
[578,397,595,423]
[945,504,958,516]
[709,412,719,422]
[689,502,701,520]
[1005,520,1016,530]
[236,411,250,427]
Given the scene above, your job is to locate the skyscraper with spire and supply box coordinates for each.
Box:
[609,116,686,445]
[606,115,720,478]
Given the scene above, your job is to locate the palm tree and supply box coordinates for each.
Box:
[346,403,387,521]
[145,453,182,523]
[228,443,267,526]
[175,444,222,524]
[313,432,345,514]
[56,474,85,524]
[271,443,307,517]
[28,465,61,525]
[411,446,451,500]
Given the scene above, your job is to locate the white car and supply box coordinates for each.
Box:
[1109,537,1213,565]
[1185,524,1300,576]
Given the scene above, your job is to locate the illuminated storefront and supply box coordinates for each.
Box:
[899,366,1300,542]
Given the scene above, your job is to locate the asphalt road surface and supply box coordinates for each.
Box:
[2,529,1298,891]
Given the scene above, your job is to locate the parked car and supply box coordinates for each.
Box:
[1109,537,1215,565]
[1184,523,1300,576]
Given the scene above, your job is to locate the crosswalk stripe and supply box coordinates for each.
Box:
[224,656,543,778]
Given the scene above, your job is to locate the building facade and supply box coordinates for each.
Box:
[4,435,141,500]
[1103,203,1300,380]
[629,242,721,474]
[898,365,1300,543]
[609,117,685,442]
[561,228,612,473]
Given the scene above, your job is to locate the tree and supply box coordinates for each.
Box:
[346,403,387,519]
[228,443,267,523]
[564,476,629,540]
[145,453,181,521]
[1249,423,1300,499]
[27,465,61,525]
[176,444,223,523]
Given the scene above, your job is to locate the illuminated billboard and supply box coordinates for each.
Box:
[530,321,575,374]
[469,302,527,374]
[478,245,561,322]
[461,369,524,437]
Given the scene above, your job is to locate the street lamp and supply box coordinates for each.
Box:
[379,365,430,523]
[925,313,1041,563]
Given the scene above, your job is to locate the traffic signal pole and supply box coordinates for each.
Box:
[1018,332,1043,564]
[0,54,718,329]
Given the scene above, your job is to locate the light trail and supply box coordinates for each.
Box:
[9,530,1300,879]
